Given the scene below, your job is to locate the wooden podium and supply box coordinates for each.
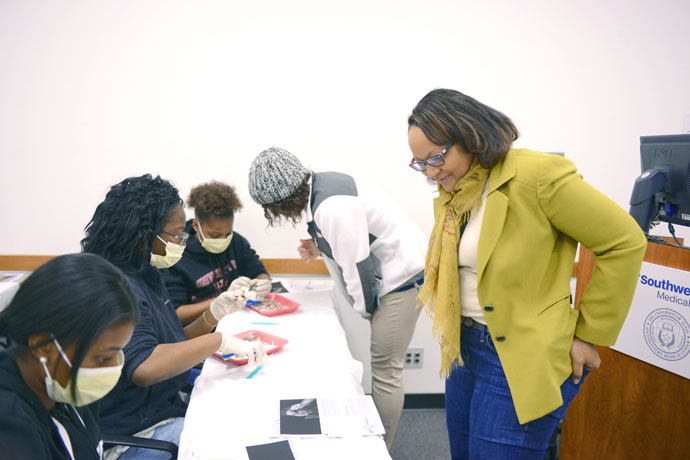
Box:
[560,241,690,460]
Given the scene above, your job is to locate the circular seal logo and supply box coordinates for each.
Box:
[643,308,690,361]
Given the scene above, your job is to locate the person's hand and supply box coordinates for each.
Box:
[217,328,268,367]
[209,291,244,321]
[228,276,252,295]
[570,336,601,384]
[251,278,272,299]
[298,239,321,263]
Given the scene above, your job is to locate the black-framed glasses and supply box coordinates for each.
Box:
[161,230,189,246]
[409,141,454,172]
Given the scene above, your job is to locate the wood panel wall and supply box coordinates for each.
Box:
[0,255,328,275]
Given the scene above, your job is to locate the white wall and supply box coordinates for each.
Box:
[1,0,689,393]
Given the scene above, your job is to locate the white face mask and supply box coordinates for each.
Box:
[39,337,124,407]
[150,235,185,268]
[197,222,233,254]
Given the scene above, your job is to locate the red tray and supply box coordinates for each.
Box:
[213,330,288,366]
[246,293,300,317]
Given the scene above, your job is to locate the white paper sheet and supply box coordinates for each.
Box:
[276,395,385,438]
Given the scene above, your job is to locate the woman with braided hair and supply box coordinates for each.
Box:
[81,174,266,459]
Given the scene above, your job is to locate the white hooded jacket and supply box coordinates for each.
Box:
[306,172,427,318]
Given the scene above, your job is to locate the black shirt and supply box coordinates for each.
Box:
[0,350,103,459]
[166,220,268,308]
[97,265,188,436]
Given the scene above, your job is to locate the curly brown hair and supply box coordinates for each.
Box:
[188,181,243,221]
[262,173,311,227]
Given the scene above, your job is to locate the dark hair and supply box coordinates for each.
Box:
[81,174,182,273]
[0,253,138,399]
[188,181,242,221]
[408,88,519,168]
[262,173,311,227]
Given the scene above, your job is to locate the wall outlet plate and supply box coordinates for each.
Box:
[404,347,424,369]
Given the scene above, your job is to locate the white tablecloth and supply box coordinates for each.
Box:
[0,280,21,313]
[178,288,391,460]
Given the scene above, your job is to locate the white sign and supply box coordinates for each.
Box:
[612,262,690,380]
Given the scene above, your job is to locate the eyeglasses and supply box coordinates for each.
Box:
[161,230,189,246]
[409,142,454,172]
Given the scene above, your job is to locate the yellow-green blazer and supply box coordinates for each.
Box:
[475,148,647,423]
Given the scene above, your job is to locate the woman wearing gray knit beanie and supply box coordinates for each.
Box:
[248,146,428,450]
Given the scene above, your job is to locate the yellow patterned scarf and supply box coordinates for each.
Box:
[417,160,490,378]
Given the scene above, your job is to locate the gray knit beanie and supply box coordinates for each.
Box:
[248,147,309,205]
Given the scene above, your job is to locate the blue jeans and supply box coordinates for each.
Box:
[446,323,587,460]
[117,417,184,460]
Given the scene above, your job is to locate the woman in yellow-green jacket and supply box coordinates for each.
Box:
[407,89,647,460]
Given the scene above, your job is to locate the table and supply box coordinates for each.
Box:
[0,272,26,312]
[177,286,392,460]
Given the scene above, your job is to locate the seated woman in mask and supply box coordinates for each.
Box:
[81,174,267,459]
[0,253,138,459]
[166,181,271,325]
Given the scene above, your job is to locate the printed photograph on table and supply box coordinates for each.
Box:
[213,330,288,365]
[246,293,300,317]
[280,398,322,435]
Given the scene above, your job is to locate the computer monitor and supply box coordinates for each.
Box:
[629,134,690,233]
